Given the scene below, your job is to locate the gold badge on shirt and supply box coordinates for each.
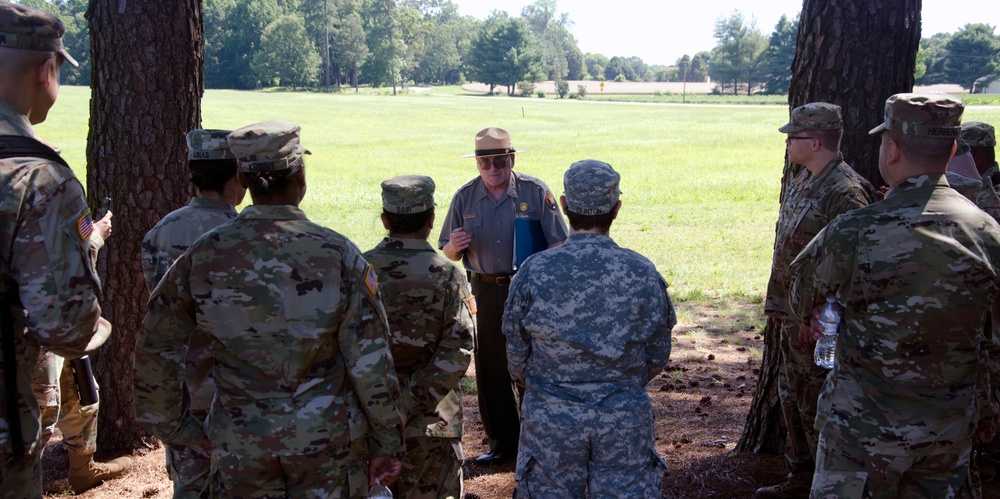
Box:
[519,202,528,212]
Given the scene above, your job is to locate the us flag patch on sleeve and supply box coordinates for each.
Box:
[77,212,93,241]
[467,295,478,314]
[364,264,379,296]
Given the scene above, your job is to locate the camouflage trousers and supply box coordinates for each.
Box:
[32,350,97,455]
[813,421,976,498]
[208,439,360,498]
[514,400,667,498]
[394,436,462,499]
[165,409,210,499]
[0,451,42,499]
[777,320,827,475]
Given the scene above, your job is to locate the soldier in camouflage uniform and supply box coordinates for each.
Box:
[965,122,999,194]
[363,175,475,499]
[140,129,245,498]
[134,121,404,498]
[503,160,675,498]
[758,102,875,499]
[790,93,1000,498]
[1,3,116,496]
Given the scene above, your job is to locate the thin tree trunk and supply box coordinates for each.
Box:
[738,0,921,455]
[86,0,204,454]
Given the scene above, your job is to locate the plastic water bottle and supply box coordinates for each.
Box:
[367,479,392,498]
[813,296,840,369]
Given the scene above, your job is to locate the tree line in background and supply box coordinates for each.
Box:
[16,0,1000,94]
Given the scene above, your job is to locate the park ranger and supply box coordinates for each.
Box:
[140,129,245,498]
[791,93,1000,497]
[364,175,475,499]
[134,120,403,497]
[758,102,875,499]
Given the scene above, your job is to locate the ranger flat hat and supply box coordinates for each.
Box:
[186,129,235,161]
[461,127,524,158]
[564,159,621,215]
[227,120,311,173]
[0,3,78,67]
[381,175,435,214]
[778,102,843,133]
[961,121,996,148]
[868,93,964,138]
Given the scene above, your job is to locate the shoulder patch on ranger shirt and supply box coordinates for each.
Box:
[544,193,557,209]
[364,264,379,296]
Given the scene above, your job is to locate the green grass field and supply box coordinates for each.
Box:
[33,86,1000,305]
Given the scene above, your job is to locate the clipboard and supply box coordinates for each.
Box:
[513,218,547,269]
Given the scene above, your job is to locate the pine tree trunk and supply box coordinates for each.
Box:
[86,0,204,454]
[788,0,921,188]
[738,0,921,455]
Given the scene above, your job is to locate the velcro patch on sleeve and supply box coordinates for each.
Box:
[467,295,478,315]
[77,212,93,241]
[365,264,379,296]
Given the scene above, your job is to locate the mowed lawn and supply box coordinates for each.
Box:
[36,86,1000,307]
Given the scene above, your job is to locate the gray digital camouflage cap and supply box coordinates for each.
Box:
[0,3,78,67]
[227,120,311,173]
[961,121,996,148]
[778,102,843,133]
[564,159,621,215]
[381,175,435,214]
[868,93,964,137]
[186,129,235,161]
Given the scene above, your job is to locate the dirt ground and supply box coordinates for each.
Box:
[38,302,793,497]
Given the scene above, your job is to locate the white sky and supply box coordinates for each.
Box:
[451,0,1000,66]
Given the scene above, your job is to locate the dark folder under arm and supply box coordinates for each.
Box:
[513,218,547,270]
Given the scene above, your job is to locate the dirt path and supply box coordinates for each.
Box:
[41,301,788,498]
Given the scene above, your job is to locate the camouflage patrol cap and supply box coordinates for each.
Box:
[227,120,311,173]
[564,159,621,215]
[868,93,964,138]
[961,121,995,148]
[0,3,78,67]
[955,137,971,156]
[381,175,435,214]
[186,129,235,161]
[778,102,843,133]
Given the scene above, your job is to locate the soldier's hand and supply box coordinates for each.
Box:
[978,414,999,443]
[770,315,782,327]
[93,211,113,240]
[809,305,825,341]
[797,323,816,346]
[369,456,402,486]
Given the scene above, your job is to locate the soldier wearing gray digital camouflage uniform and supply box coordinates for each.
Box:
[789,93,1000,498]
[503,160,674,498]
[364,175,475,499]
[140,129,245,498]
[1,4,120,497]
[758,102,875,499]
[134,120,404,498]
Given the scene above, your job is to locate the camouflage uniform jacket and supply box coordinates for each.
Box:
[141,197,238,292]
[978,175,1000,222]
[789,174,1000,456]
[502,233,676,427]
[0,98,111,456]
[985,163,1000,196]
[135,205,404,458]
[765,157,875,321]
[363,237,474,439]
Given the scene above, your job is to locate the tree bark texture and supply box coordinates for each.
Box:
[788,0,921,188]
[739,0,921,455]
[86,0,204,454]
